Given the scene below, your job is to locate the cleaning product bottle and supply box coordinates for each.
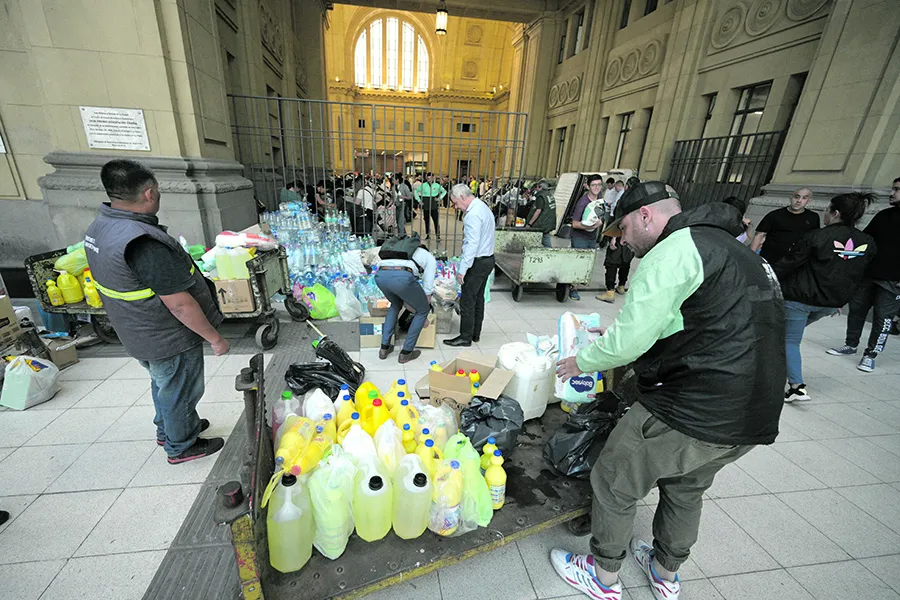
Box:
[374,420,405,475]
[82,274,103,308]
[46,280,65,307]
[392,454,431,539]
[415,438,443,476]
[321,413,337,443]
[334,384,351,413]
[340,413,377,464]
[455,369,467,378]
[354,381,380,408]
[295,426,329,475]
[429,361,443,372]
[216,246,235,279]
[417,427,432,446]
[429,460,463,536]
[353,457,393,542]
[469,370,481,385]
[396,378,410,399]
[275,418,316,470]
[272,390,300,442]
[230,246,252,279]
[356,388,379,427]
[335,394,356,428]
[57,271,84,304]
[471,382,481,396]
[337,411,362,445]
[480,437,498,474]
[367,398,390,436]
[266,473,314,573]
[401,423,417,453]
[484,450,507,509]
[392,399,419,432]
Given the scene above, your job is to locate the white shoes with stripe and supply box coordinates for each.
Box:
[549,549,623,600]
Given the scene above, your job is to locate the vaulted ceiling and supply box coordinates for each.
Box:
[326,0,557,23]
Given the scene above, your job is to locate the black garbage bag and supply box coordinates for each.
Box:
[285,362,361,400]
[543,392,627,479]
[314,336,365,386]
[459,394,524,453]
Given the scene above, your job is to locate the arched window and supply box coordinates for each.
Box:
[354,18,429,91]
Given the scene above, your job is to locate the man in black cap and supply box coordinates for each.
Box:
[549,182,785,600]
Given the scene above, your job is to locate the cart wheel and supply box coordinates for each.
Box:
[556,284,571,303]
[284,295,309,322]
[512,285,524,302]
[255,322,278,350]
[91,315,121,344]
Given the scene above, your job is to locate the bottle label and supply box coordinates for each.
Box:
[430,501,460,535]
[490,483,505,508]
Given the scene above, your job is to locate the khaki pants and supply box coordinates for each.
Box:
[589,402,755,572]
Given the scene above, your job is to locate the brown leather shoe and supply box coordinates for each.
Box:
[398,350,421,364]
[379,345,394,360]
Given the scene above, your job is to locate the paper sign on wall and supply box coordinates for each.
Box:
[79,106,151,151]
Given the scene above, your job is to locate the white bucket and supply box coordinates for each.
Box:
[503,353,554,421]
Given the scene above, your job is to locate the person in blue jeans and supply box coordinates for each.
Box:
[375,245,437,364]
[772,192,877,402]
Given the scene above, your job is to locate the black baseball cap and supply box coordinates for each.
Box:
[603,180,680,237]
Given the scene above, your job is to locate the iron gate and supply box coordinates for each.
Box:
[667,130,785,209]
[229,95,528,257]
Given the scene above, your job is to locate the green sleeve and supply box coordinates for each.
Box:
[575,229,705,373]
[414,186,422,201]
[438,185,447,200]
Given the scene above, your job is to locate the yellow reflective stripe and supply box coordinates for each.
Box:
[190,265,195,275]
[94,281,155,301]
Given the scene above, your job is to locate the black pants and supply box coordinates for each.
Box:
[846,278,900,356]
[459,256,494,341]
[605,263,631,290]
[423,205,440,238]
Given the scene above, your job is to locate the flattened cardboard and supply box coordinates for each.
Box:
[214,280,255,314]
[415,313,436,349]
[359,316,386,349]
[414,351,515,419]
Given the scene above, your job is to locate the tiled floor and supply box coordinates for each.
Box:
[2,287,900,599]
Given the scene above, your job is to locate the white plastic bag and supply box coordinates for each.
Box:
[0,356,60,410]
[373,420,405,476]
[308,446,357,560]
[303,388,335,422]
[555,312,603,404]
[341,250,366,275]
[334,279,363,321]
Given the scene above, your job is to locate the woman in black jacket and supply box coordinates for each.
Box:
[773,192,877,402]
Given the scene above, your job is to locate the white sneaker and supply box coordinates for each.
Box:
[630,538,681,600]
[550,549,623,600]
[784,385,811,403]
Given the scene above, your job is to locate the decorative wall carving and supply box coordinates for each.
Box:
[548,75,582,109]
[465,24,484,45]
[295,63,308,93]
[259,0,284,64]
[709,0,830,53]
[603,39,665,90]
[462,60,478,80]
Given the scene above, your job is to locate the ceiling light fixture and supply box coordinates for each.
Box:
[436,0,448,36]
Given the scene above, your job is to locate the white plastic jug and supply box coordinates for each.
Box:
[392,454,431,540]
[353,456,393,542]
[506,354,553,421]
[266,473,314,573]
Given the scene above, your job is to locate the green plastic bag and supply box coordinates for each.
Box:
[444,433,493,528]
[302,283,339,320]
[308,446,357,560]
[54,245,88,276]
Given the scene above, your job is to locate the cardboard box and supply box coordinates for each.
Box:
[367,298,390,317]
[42,338,79,369]
[415,351,515,419]
[214,280,255,314]
[0,295,21,348]
[416,313,436,348]
[359,316,385,349]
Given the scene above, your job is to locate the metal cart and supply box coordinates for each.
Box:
[494,229,598,302]
[25,246,309,351]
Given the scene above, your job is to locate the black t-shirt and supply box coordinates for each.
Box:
[756,207,820,263]
[863,206,900,281]
[124,236,196,295]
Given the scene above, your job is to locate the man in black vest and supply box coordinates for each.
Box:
[85,160,228,464]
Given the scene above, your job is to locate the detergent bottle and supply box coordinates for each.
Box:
[266,473,314,573]
[417,427,432,446]
[455,369,467,378]
[57,271,84,304]
[215,246,235,279]
[354,381,380,409]
[415,438,443,476]
[294,426,329,475]
[392,454,431,539]
[82,274,103,308]
[471,382,481,396]
[46,280,65,307]
[480,437,498,474]
[334,384,351,413]
[401,423,417,453]
[337,411,362,445]
[229,246,252,279]
[353,457,393,542]
[392,399,419,432]
[275,418,316,470]
[341,413,377,464]
[484,450,507,509]
[335,394,356,428]
[429,460,463,536]
[272,390,300,442]
[374,420,405,476]
[469,370,481,385]
[367,399,391,436]
[321,413,337,443]
[429,361,443,372]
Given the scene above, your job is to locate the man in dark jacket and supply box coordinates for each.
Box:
[774,192,876,401]
[526,179,557,247]
[551,182,785,600]
[85,160,228,464]
[828,177,900,372]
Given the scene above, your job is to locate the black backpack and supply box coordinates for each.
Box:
[380,232,425,271]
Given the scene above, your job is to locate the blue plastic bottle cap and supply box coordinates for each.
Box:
[493,449,502,457]
[425,439,434,447]
[341,384,349,390]
[430,360,437,365]
[403,423,411,431]
[422,428,430,435]
[351,412,360,420]
[488,436,496,444]
[397,392,405,399]
[450,460,460,469]
[474,383,480,388]
[323,413,333,421]
[399,379,406,385]
[316,426,324,433]
[343,395,351,401]
[400,399,408,406]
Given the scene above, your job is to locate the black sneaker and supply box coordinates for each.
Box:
[158,418,210,446]
[890,321,899,336]
[566,514,592,536]
[784,385,811,403]
[0,510,9,527]
[167,437,225,464]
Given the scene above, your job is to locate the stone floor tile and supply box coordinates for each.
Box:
[46,441,155,493]
[710,569,814,599]
[28,379,103,411]
[58,357,130,381]
[515,523,591,599]
[0,444,89,496]
[823,437,900,482]
[0,409,66,447]
[834,484,900,535]
[40,550,167,600]
[361,572,441,600]
[199,375,245,404]
[684,502,779,578]
[212,354,256,377]
[108,359,149,380]
[778,404,857,439]
[772,440,880,487]
[72,378,149,409]
[703,464,769,499]
[628,579,725,600]
[788,560,900,600]
[867,434,900,457]
[24,407,126,446]
[772,422,810,442]
[97,404,157,443]
[810,403,899,436]
[859,554,900,594]
[0,560,66,600]
[439,543,536,600]
[851,401,900,432]
[129,445,218,487]
[735,445,826,494]
[0,494,37,534]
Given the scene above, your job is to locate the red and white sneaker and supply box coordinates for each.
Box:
[549,549,622,600]
[630,538,681,600]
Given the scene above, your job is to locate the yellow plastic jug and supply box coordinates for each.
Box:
[353,457,393,542]
[455,369,467,378]
[275,417,316,470]
[471,382,481,396]
[321,413,337,444]
[429,361,443,372]
[354,382,380,407]
[46,280,65,307]
[401,423,417,453]
[392,454,431,539]
[480,437,498,474]
[266,473,314,573]
[337,411,362,446]
[484,450,507,509]
[367,399,391,436]
[57,271,84,304]
[415,438,443,476]
[428,459,463,536]
[83,276,103,308]
[469,370,481,385]
[335,394,356,428]
[295,427,330,475]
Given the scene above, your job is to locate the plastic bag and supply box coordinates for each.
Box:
[334,279,363,321]
[555,312,603,404]
[459,395,524,454]
[0,355,61,410]
[428,459,464,536]
[543,393,624,479]
[53,246,88,276]
[341,250,366,275]
[373,420,405,476]
[484,271,494,304]
[303,388,334,422]
[308,446,358,560]
[302,283,339,320]
[444,434,492,528]
[285,362,361,400]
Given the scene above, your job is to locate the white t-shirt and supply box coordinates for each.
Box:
[356,187,376,211]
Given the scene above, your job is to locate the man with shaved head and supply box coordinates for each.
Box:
[750,187,819,263]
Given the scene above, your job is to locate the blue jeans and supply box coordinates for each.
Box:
[542,233,553,248]
[375,269,429,352]
[784,300,838,385]
[571,236,596,249]
[138,344,205,457]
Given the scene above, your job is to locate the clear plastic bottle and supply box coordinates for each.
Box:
[392,454,432,539]
[429,460,463,536]
[272,390,300,442]
[353,457,393,542]
[267,473,314,573]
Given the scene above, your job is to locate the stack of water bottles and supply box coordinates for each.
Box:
[263,377,505,573]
